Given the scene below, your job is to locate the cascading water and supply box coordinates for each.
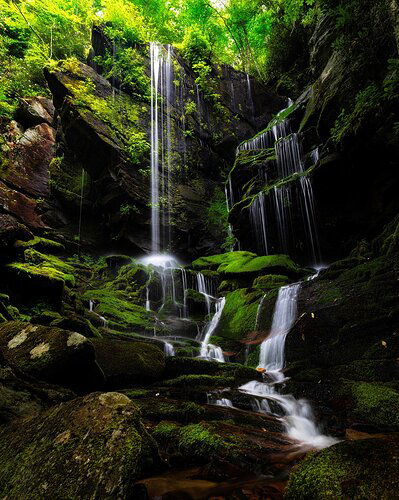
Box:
[164,341,175,357]
[250,192,269,255]
[258,283,300,375]
[240,282,337,448]
[88,299,108,328]
[234,99,320,264]
[196,272,213,316]
[199,297,226,362]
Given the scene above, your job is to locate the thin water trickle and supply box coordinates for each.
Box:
[199,297,226,362]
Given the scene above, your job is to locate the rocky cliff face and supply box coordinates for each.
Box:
[228,2,399,263]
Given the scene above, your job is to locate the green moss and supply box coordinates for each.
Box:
[24,249,75,275]
[252,274,289,291]
[14,236,65,253]
[64,76,149,165]
[317,286,342,305]
[6,262,75,287]
[192,251,302,277]
[139,399,206,423]
[285,437,399,499]
[152,421,181,443]
[217,288,262,341]
[163,374,235,388]
[178,423,224,457]
[192,251,256,271]
[345,381,399,429]
[83,288,153,331]
[246,345,260,368]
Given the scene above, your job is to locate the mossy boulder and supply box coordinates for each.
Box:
[93,338,165,387]
[163,357,261,385]
[285,436,399,499]
[217,288,263,344]
[0,392,159,498]
[253,274,289,291]
[341,381,399,430]
[192,251,303,282]
[50,316,101,339]
[83,288,153,333]
[0,321,104,392]
[14,236,65,254]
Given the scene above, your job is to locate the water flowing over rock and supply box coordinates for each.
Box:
[240,282,337,449]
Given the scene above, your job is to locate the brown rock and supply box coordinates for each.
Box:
[15,97,55,127]
[4,123,55,198]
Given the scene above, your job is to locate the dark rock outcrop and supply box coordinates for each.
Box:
[0,321,104,392]
[93,338,165,388]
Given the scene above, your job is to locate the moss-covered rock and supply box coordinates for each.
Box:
[192,251,303,280]
[83,288,153,333]
[14,236,65,253]
[92,338,165,387]
[253,274,289,291]
[342,381,399,430]
[285,436,399,499]
[0,321,104,392]
[217,288,263,343]
[0,392,159,498]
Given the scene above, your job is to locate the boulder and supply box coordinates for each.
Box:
[0,214,32,253]
[15,96,55,127]
[0,181,45,229]
[0,361,73,424]
[93,338,165,388]
[0,392,159,498]
[285,436,399,499]
[3,123,55,198]
[0,321,104,392]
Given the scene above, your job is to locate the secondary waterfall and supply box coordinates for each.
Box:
[258,283,300,374]
[233,100,320,264]
[240,282,337,448]
[199,297,226,362]
[150,42,174,253]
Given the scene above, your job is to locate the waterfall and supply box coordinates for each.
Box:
[139,254,187,317]
[145,287,151,311]
[88,299,108,328]
[199,297,226,362]
[150,42,174,253]
[240,282,337,448]
[246,74,255,116]
[196,272,214,316]
[233,99,320,263]
[258,283,301,373]
[164,341,175,357]
[250,192,269,255]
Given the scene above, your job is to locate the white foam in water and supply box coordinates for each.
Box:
[240,282,338,449]
[199,297,226,362]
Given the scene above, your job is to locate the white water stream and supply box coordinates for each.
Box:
[199,297,226,362]
[240,283,337,448]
